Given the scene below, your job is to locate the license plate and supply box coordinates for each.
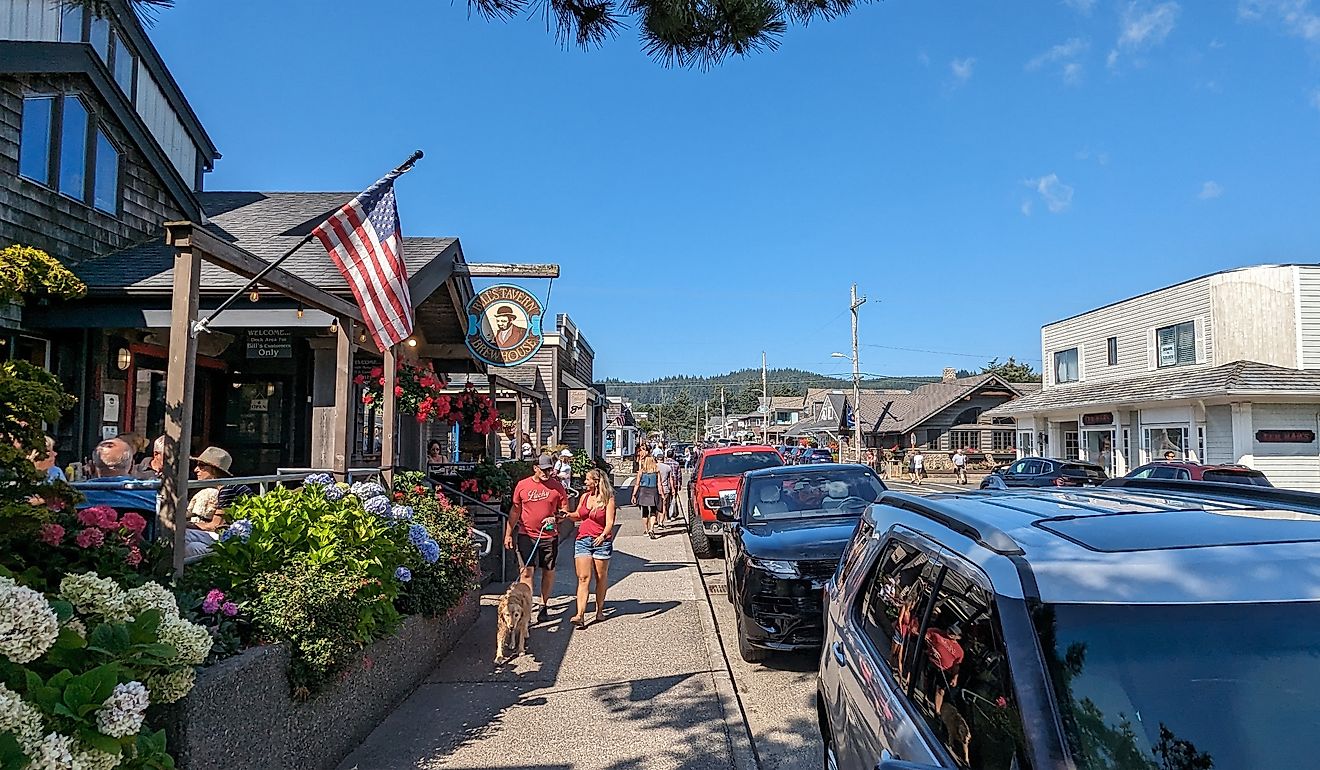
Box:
[719,490,737,507]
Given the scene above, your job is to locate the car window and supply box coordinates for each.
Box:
[1130,466,1154,478]
[1201,469,1269,486]
[909,567,1031,770]
[1008,461,1028,474]
[857,539,936,681]
[1148,466,1182,479]
[745,468,885,521]
[1019,460,1042,475]
[700,451,783,478]
[837,519,876,588]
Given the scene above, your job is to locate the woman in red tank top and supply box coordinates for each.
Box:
[568,468,617,629]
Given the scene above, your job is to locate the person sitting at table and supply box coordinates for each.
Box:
[184,446,251,558]
[78,437,159,513]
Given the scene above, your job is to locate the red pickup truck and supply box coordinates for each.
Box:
[687,445,783,557]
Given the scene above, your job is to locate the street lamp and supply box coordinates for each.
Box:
[831,351,862,463]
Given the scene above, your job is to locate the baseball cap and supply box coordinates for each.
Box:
[536,455,555,470]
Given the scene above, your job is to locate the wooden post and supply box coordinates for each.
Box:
[514,391,524,459]
[487,378,498,460]
[162,236,201,577]
[382,344,397,487]
[332,320,353,479]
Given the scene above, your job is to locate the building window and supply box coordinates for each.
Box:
[58,96,89,198]
[1064,430,1079,460]
[1017,431,1034,455]
[1054,348,1079,383]
[18,96,54,184]
[111,30,136,96]
[89,14,110,63]
[60,5,84,42]
[1144,426,1187,462]
[19,94,120,214]
[1156,321,1196,368]
[924,428,943,449]
[1106,336,1117,366]
[992,430,1014,451]
[950,430,980,450]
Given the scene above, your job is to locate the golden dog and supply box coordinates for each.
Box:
[495,582,533,663]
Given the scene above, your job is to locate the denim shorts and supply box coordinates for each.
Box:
[574,535,613,560]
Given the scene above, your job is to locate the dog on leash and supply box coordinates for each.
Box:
[495,582,533,663]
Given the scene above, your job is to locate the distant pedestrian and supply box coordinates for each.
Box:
[662,449,682,522]
[655,450,676,527]
[555,448,575,487]
[633,456,662,538]
[910,449,924,485]
[952,448,967,485]
[568,468,617,629]
[521,432,535,460]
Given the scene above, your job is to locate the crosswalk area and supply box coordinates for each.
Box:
[882,477,983,496]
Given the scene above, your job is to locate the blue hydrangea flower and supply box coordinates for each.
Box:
[417,539,441,564]
[363,496,391,517]
[304,472,335,487]
[221,519,253,543]
[350,482,386,500]
[324,483,349,501]
[395,566,412,582]
[408,523,430,546]
[391,504,414,522]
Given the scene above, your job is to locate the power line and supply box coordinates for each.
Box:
[860,343,1043,363]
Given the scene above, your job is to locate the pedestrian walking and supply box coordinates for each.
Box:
[633,455,662,538]
[662,449,682,522]
[505,455,570,621]
[655,450,675,527]
[952,448,967,485]
[555,448,575,486]
[567,468,617,629]
[910,449,924,485]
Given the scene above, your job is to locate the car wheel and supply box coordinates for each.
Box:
[689,510,713,558]
[735,607,767,663]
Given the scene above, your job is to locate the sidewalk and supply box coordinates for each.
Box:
[337,492,754,770]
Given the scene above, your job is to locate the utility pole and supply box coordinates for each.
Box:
[720,386,727,441]
[762,351,769,446]
[694,399,700,443]
[658,384,666,442]
[851,283,867,463]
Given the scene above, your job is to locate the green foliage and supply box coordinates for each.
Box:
[981,357,1042,383]
[570,450,595,477]
[393,482,479,618]
[0,360,80,543]
[605,368,939,406]
[0,244,86,304]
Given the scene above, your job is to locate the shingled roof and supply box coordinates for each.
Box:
[69,192,458,294]
[856,373,1029,433]
[984,361,1320,416]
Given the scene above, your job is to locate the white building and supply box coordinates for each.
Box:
[986,264,1320,490]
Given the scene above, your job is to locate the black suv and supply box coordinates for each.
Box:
[819,479,1320,770]
[718,463,886,663]
[980,456,1106,489]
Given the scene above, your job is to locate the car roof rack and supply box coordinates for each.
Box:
[876,491,1025,556]
[1100,477,1320,509]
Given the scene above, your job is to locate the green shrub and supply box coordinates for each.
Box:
[393,482,479,618]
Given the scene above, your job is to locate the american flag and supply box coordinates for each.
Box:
[312,175,414,351]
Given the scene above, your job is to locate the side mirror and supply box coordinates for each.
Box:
[876,761,943,770]
[715,506,737,523]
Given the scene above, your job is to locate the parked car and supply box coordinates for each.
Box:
[687,445,784,557]
[819,482,1320,770]
[979,456,1107,488]
[718,463,886,663]
[1125,461,1272,487]
[805,448,836,464]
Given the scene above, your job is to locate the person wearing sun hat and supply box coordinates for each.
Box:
[554,448,575,486]
[184,446,254,559]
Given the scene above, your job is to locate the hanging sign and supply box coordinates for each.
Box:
[1256,430,1316,444]
[464,284,544,367]
[246,330,292,359]
[1082,412,1114,426]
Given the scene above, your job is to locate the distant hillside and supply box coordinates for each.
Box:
[598,368,937,404]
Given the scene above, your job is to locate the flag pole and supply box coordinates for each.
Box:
[191,150,424,337]
[382,342,398,488]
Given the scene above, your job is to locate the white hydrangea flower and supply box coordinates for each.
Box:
[144,667,196,704]
[25,731,75,770]
[157,617,212,665]
[59,573,129,622]
[72,746,120,770]
[124,582,180,621]
[0,682,44,749]
[0,576,60,664]
[63,617,87,639]
[94,681,149,739]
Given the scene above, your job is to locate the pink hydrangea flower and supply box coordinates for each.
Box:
[75,527,105,549]
[125,546,143,567]
[39,523,65,546]
[221,602,238,617]
[94,506,119,529]
[77,507,102,526]
[202,588,225,615]
[119,511,147,536]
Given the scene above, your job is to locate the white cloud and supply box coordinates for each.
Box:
[1027,37,1090,84]
[1021,200,1035,216]
[1198,181,1224,199]
[1109,1,1181,68]
[950,57,976,84]
[1064,0,1097,13]
[1239,0,1320,42]
[1026,174,1075,213]
[917,50,931,66]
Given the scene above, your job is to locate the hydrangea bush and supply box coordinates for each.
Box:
[0,570,206,770]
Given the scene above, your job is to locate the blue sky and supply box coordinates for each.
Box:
[147,0,1320,382]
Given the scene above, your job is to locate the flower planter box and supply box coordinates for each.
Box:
[166,589,480,770]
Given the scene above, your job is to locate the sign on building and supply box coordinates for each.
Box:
[464,284,544,367]
[246,330,293,359]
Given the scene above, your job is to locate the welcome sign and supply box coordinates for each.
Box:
[465,284,545,367]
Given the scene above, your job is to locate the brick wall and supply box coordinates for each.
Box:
[0,73,183,262]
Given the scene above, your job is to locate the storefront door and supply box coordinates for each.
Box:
[225,379,292,475]
[1083,429,1116,475]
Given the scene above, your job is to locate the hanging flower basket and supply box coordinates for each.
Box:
[356,366,499,434]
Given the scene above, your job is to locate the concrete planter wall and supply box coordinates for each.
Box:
[166,590,480,770]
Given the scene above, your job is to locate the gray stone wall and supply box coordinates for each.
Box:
[165,591,480,770]
[0,73,184,262]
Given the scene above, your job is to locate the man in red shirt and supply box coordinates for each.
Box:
[505,454,570,620]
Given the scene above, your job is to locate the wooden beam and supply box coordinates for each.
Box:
[161,240,201,577]
[453,263,560,279]
[417,343,470,360]
[164,222,365,324]
[332,320,353,478]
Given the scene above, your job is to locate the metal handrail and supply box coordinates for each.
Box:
[432,479,511,580]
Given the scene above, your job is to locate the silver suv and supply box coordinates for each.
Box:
[818,478,1320,770]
